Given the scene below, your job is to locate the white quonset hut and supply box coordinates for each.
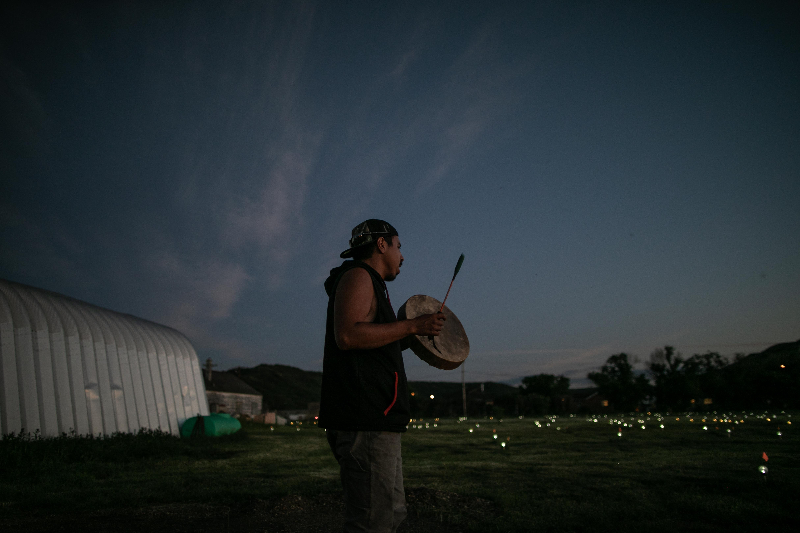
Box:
[0,279,209,438]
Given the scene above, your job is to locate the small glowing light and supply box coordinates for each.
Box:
[469,429,473,433]
[660,425,664,429]
[759,465,768,475]
[430,394,434,399]
[617,432,622,437]
[641,425,645,430]
[777,431,782,436]
[501,442,506,448]
[703,426,708,430]
[493,434,498,439]
[476,424,480,427]
[411,392,415,396]
[780,364,785,368]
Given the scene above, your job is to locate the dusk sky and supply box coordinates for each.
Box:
[2,1,798,386]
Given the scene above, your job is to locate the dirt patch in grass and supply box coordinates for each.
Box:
[0,488,497,533]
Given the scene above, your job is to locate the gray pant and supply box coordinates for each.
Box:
[327,430,407,533]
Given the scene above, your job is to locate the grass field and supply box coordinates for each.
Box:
[1,411,797,532]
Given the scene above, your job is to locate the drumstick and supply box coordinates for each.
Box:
[439,254,464,313]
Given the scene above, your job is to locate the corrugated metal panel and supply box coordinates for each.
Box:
[47,295,91,435]
[0,284,40,434]
[106,312,149,430]
[0,279,209,437]
[0,289,22,435]
[106,312,141,431]
[32,291,76,435]
[123,319,160,429]
[135,320,171,432]
[145,322,178,435]
[71,302,117,434]
[14,286,61,437]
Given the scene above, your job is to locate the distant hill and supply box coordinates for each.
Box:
[225,340,800,412]
[229,364,323,411]
[226,363,517,412]
[715,339,800,409]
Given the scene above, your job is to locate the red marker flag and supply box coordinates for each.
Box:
[763,452,769,462]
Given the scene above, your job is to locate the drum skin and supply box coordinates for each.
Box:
[398,295,469,370]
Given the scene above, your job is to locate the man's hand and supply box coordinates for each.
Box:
[411,312,446,336]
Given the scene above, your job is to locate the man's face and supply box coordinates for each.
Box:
[382,236,403,282]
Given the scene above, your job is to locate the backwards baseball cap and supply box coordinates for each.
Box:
[340,219,398,258]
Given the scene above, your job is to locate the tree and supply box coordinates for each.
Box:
[648,347,729,411]
[588,353,650,412]
[518,374,570,415]
[648,346,691,410]
[519,374,570,397]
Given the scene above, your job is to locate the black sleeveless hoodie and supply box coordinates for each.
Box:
[318,260,410,432]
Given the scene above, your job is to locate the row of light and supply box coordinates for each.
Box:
[266,410,792,435]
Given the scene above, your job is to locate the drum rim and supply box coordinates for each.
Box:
[398,294,469,370]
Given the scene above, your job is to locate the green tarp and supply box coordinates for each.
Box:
[180,413,242,438]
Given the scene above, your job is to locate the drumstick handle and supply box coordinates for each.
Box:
[439,279,455,313]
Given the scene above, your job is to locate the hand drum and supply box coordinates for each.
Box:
[398,295,469,370]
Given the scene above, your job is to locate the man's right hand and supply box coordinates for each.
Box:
[412,312,446,336]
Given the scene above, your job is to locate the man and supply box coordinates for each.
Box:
[319,219,445,533]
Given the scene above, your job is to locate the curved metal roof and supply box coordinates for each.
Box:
[0,279,209,437]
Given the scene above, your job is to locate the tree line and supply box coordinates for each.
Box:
[519,342,799,414]
[404,342,797,418]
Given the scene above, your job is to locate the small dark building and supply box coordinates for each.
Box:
[203,369,263,417]
[563,388,611,413]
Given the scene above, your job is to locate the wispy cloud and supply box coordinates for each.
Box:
[147,252,250,324]
[168,1,321,290]
[221,148,311,256]
[409,23,524,193]
[133,3,324,364]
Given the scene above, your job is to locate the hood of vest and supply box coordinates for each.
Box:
[324,260,379,297]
